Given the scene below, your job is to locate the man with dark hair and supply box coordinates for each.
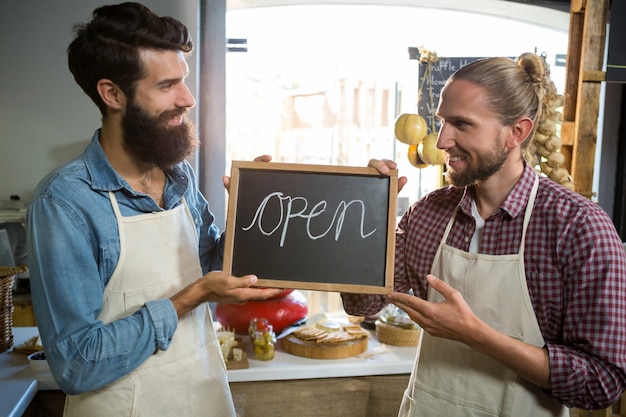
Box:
[27,3,281,416]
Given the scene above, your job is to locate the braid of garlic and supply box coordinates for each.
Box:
[526,57,575,191]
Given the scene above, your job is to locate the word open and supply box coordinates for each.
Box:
[242,191,377,247]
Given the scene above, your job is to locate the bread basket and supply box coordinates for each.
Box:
[0,265,28,352]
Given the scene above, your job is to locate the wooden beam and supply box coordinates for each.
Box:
[582,70,606,82]
[570,0,609,199]
[562,3,584,126]
[561,121,575,146]
[560,1,585,179]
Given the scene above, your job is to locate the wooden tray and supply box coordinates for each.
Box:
[225,337,249,370]
[281,334,367,359]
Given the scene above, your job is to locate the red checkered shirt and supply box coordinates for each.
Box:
[342,163,626,409]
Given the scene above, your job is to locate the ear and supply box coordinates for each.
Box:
[507,117,534,148]
[96,79,126,111]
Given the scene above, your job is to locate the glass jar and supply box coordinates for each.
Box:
[249,318,276,361]
[248,317,269,339]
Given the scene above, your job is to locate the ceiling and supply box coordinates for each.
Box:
[226,0,571,31]
[506,0,570,12]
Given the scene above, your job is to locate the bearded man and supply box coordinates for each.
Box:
[344,53,626,416]
[26,3,281,417]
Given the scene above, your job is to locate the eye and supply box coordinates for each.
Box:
[453,120,470,130]
[159,79,178,90]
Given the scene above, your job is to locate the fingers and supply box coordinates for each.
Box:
[368,159,407,194]
[213,273,285,303]
[386,291,425,316]
[223,156,270,191]
[237,275,285,300]
[368,158,397,174]
[253,155,272,163]
[386,275,448,317]
[386,291,414,306]
[426,274,455,298]
[246,287,285,301]
[238,274,258,288]
[397,176,408,193]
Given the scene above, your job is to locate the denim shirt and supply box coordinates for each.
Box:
[26,130,224,394]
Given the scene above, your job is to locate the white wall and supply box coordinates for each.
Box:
[0,0,197,204]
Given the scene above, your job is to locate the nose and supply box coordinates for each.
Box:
[177,82,196,109]
[436,123,453,150]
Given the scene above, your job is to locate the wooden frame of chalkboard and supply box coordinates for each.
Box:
[223,161,398,294]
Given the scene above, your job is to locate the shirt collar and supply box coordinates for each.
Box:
[84,130,126,192]
[458,162,537,220]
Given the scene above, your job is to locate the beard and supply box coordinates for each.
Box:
[445,138,509,187]
[121,102,198,170]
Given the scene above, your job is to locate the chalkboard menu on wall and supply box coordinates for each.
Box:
[417,57,484,133]
[606,0,626,83]
[223,161,397,294]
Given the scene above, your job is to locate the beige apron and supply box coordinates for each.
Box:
[64,193,235,417]
[398,176,568,417]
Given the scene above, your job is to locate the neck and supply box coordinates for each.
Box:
[473,159,525,219]
[130,169,166,206]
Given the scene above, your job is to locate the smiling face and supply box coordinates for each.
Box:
[435,79,511,187]
[121,49,198,169]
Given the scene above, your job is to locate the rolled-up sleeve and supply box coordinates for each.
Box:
[145,299,178,351]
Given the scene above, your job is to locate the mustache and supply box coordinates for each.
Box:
[444,148,467,159]
[159,108,188,122]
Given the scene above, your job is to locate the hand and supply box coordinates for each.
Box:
[202,271,285,304]
[386,274,480,345]
[388,275,552,389]
[170,271,284,317]
[223,155,273,192]
[368,159,408,193]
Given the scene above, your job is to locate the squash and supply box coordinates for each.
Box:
[407,143,429,168]
[394,113,428,145]
[418,133,445,165]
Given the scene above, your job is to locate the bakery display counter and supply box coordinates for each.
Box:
[1,324,415,417]
[3,325,415,387]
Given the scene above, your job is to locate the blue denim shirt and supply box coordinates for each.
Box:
[26,130,224,394]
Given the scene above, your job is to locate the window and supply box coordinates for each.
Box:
[225,4,568,315]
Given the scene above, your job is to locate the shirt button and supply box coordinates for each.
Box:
[464,236,469,243]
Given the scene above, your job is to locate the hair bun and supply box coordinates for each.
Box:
[516,52,545,84]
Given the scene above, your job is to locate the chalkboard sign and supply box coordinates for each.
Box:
[223,161,398,294]
[417,57,484,133]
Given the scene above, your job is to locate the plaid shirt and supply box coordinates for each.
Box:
[343,163,626,409]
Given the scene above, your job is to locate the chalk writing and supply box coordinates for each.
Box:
[241,191,377,247]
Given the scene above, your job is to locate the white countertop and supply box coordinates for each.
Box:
[228,328,416,383]
[0,379,37,417]
[1,324,415,389]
